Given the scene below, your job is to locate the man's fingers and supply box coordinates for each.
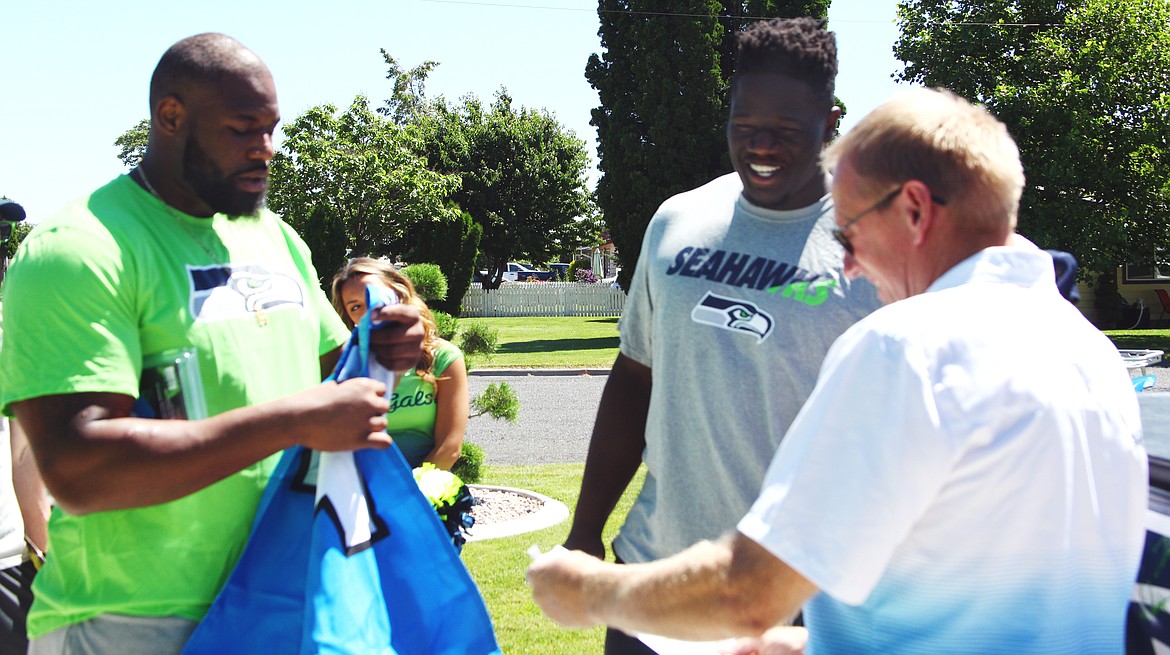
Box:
[366,304,425,373]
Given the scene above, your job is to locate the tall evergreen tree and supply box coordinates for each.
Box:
[403,210,482,315]
[588,1,829,290]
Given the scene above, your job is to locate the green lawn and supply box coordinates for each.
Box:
[1103,328,1170,353]
[455,321,1169,652]
[465,463,645,654]
[461,316,621,369]
[456,317,1170,368]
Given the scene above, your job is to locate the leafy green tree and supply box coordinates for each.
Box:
[416,91,594,289]
[3,222,32,261]
[298,205,349,291]
[377,49,440,125]
[114,119,150,168]
[589,1,830,290]
[894,0,1170,283]
[267,96,462,284]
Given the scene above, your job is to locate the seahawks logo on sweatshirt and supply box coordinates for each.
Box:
[691,292,775,342]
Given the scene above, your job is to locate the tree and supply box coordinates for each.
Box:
[266,96,462,285]
[378,49,440,125]
[894,0,1170,285]
[401,210,482,315]
[416,91,595,289]
[589,1,830,291]
[3,221,31,262]
[114,119,150,168]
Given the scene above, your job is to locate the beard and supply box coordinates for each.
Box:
[183,135,266,218]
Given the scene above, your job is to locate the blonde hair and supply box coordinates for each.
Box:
[823,87,1024,233]
[330,257,441,384]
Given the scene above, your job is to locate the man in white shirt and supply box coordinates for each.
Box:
[529,88,1147,654]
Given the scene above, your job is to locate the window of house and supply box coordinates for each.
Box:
[1124,253,1170,283]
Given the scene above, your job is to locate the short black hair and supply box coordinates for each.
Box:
[149,33,259,110]
[734,17,837,106]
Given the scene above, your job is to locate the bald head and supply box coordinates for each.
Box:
[139,33,279,218]
[149,33,270,112]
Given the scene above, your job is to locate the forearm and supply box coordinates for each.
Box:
[22,397,298,514]
[577,536,811,641]
[565,355,651,550]
[612,542,763,640]
[607,536,811,639]
[10,419,49,551]
[423,433,463,470]
[426,362,468,471]
[17,380,390,515]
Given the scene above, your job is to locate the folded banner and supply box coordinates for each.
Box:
[183,285,501,655]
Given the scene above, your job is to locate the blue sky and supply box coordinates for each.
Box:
[0,0,903,221]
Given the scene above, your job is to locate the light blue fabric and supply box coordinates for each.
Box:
[182,285,501,655]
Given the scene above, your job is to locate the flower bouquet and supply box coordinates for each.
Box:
[412,463,476,551]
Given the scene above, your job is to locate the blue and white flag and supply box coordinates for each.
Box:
[183,285,501,655]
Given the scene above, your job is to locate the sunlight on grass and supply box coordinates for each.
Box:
[463,463,645,654]
[463,317,621,369]
[1103,329,1170,353]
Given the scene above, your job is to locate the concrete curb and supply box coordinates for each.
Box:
[468,368,609,377]
[464,484,569,542]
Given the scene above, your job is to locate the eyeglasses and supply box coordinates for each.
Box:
[831,185,947,255]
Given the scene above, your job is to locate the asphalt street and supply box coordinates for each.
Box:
[465,358,1170,467]
[466,372,607,466]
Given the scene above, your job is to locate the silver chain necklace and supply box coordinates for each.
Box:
[133,166,268,327]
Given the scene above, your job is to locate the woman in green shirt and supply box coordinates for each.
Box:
[330,258,469,470]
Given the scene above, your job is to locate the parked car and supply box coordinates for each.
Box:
[549,262,571,280]
[502,262,555,282]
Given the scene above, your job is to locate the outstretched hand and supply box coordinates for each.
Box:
[368,303,425,374]
[527,547,611,629]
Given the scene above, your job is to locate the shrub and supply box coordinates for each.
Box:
[451,441,485,484]
[575,268,599,284]
[567,258,589,281]
[400,263,448,303]
[470,381,519,424]
[459,321,500,356]
[432,310,458,341]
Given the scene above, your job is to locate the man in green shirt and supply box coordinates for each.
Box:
[0,33,424,655]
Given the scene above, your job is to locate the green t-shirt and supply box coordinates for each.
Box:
[0,175,349,637]
[387,340,462,467]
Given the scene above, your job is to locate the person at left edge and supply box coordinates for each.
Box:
[0,33,423,655]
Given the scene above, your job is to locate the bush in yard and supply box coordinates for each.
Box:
[432,310,458,341]
[455,382,521,484]
[575,268,599,284]
[452,442,485,484]
[400,263,448,303]
[459,321,499,356]
[567,258,590,281]
[470,381,519,424]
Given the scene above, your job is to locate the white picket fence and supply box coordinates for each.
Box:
[460,282,626,317]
